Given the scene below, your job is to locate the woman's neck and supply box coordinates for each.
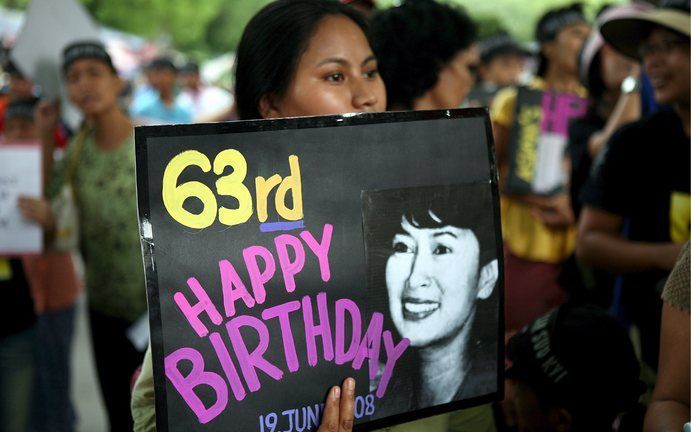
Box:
[88,105,132,150]
[415,310,476,406]
[543,66,581,94]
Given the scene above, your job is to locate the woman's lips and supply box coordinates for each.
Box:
[402,297,440,321]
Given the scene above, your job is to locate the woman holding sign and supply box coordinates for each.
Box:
[132,0,384,430]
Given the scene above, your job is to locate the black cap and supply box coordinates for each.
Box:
[4,97,38,122]
[507,304,644,417]
[62,40,116,74]
[147,57,177,72]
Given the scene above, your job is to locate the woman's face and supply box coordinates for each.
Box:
[263,14,386,118]
[641,28,690,106]
[385,216,481,347]
[546,22,591,75]
[419,46,479,110]
[65,58,121,117]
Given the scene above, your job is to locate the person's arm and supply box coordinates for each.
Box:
[587,69,641,158]
[644,301,690,431]
[576,206,683,272]
[35,99,60,191]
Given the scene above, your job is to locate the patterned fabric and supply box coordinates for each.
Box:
[49,129,146,322]
[662,241,690,314]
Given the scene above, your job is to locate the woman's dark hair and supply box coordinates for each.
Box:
[234,0,369,120]
[535,3,586,77]
[370,0,477,110]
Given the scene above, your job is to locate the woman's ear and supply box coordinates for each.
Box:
[259,94,281,119]
[476,259,498,300]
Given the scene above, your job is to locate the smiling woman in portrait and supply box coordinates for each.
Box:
[363,183,500,417]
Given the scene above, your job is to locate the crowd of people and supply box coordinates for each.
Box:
[0,0,688,431]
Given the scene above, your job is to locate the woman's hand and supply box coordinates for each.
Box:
[318,378,355,432]
[531,194,575,228]
[17,196,55,232]
[35,99,60,139]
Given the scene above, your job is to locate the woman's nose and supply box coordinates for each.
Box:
[351,79,379,110]
[407,249,433,288]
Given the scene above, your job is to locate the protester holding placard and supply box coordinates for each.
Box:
[132,1,385,429]
[577,0,690,372]
[491,4,590,332]
[22,40,147,430]
[370,0,479,111]
[2,95,83,432]
[0,98,40,432]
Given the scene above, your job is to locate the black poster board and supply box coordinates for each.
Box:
[505,87,588,196]
[135,109,504,431]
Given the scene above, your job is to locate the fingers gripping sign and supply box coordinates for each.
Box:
[319,378,355,432]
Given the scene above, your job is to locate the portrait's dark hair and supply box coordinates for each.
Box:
[370,0,477,110]
[234,0,369,120]
[363,183,497,271]
[535,3,587,77]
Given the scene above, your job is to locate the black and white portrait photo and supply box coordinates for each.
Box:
[362,183,501,418]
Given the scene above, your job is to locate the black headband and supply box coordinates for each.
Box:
[62,41,115,74]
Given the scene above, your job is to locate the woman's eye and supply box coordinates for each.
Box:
[433,245,452,255]
[392,241,412,253]
[325,73,344,82]
[364,69,379,79]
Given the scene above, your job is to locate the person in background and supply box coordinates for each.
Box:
[178,62,233,123]
[505,304,644,431]
[644,242,689,431]
[132,1,384,429]
[4,95,82,432]
[0,60,70,150]
[371,3,500,430]
[491,3,590,332]
[339,0,375,17]
[22,41,147,431]
[370,0,479,111]
[467,33,531,108]
[0,98,40,432]
[577,0,690,371]
[130,57,192,125]
[562,4,648,308]
[0,60,36,132]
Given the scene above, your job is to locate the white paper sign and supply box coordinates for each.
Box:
[0,145,42,254]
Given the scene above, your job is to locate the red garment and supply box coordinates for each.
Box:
[503,247,566,332]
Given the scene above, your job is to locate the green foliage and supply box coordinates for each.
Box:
[376,0,627,42]
[0,0,627,58]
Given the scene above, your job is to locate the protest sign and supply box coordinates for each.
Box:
[505,87,588,196]
[0,145,42,254]
[135,109,504,431]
